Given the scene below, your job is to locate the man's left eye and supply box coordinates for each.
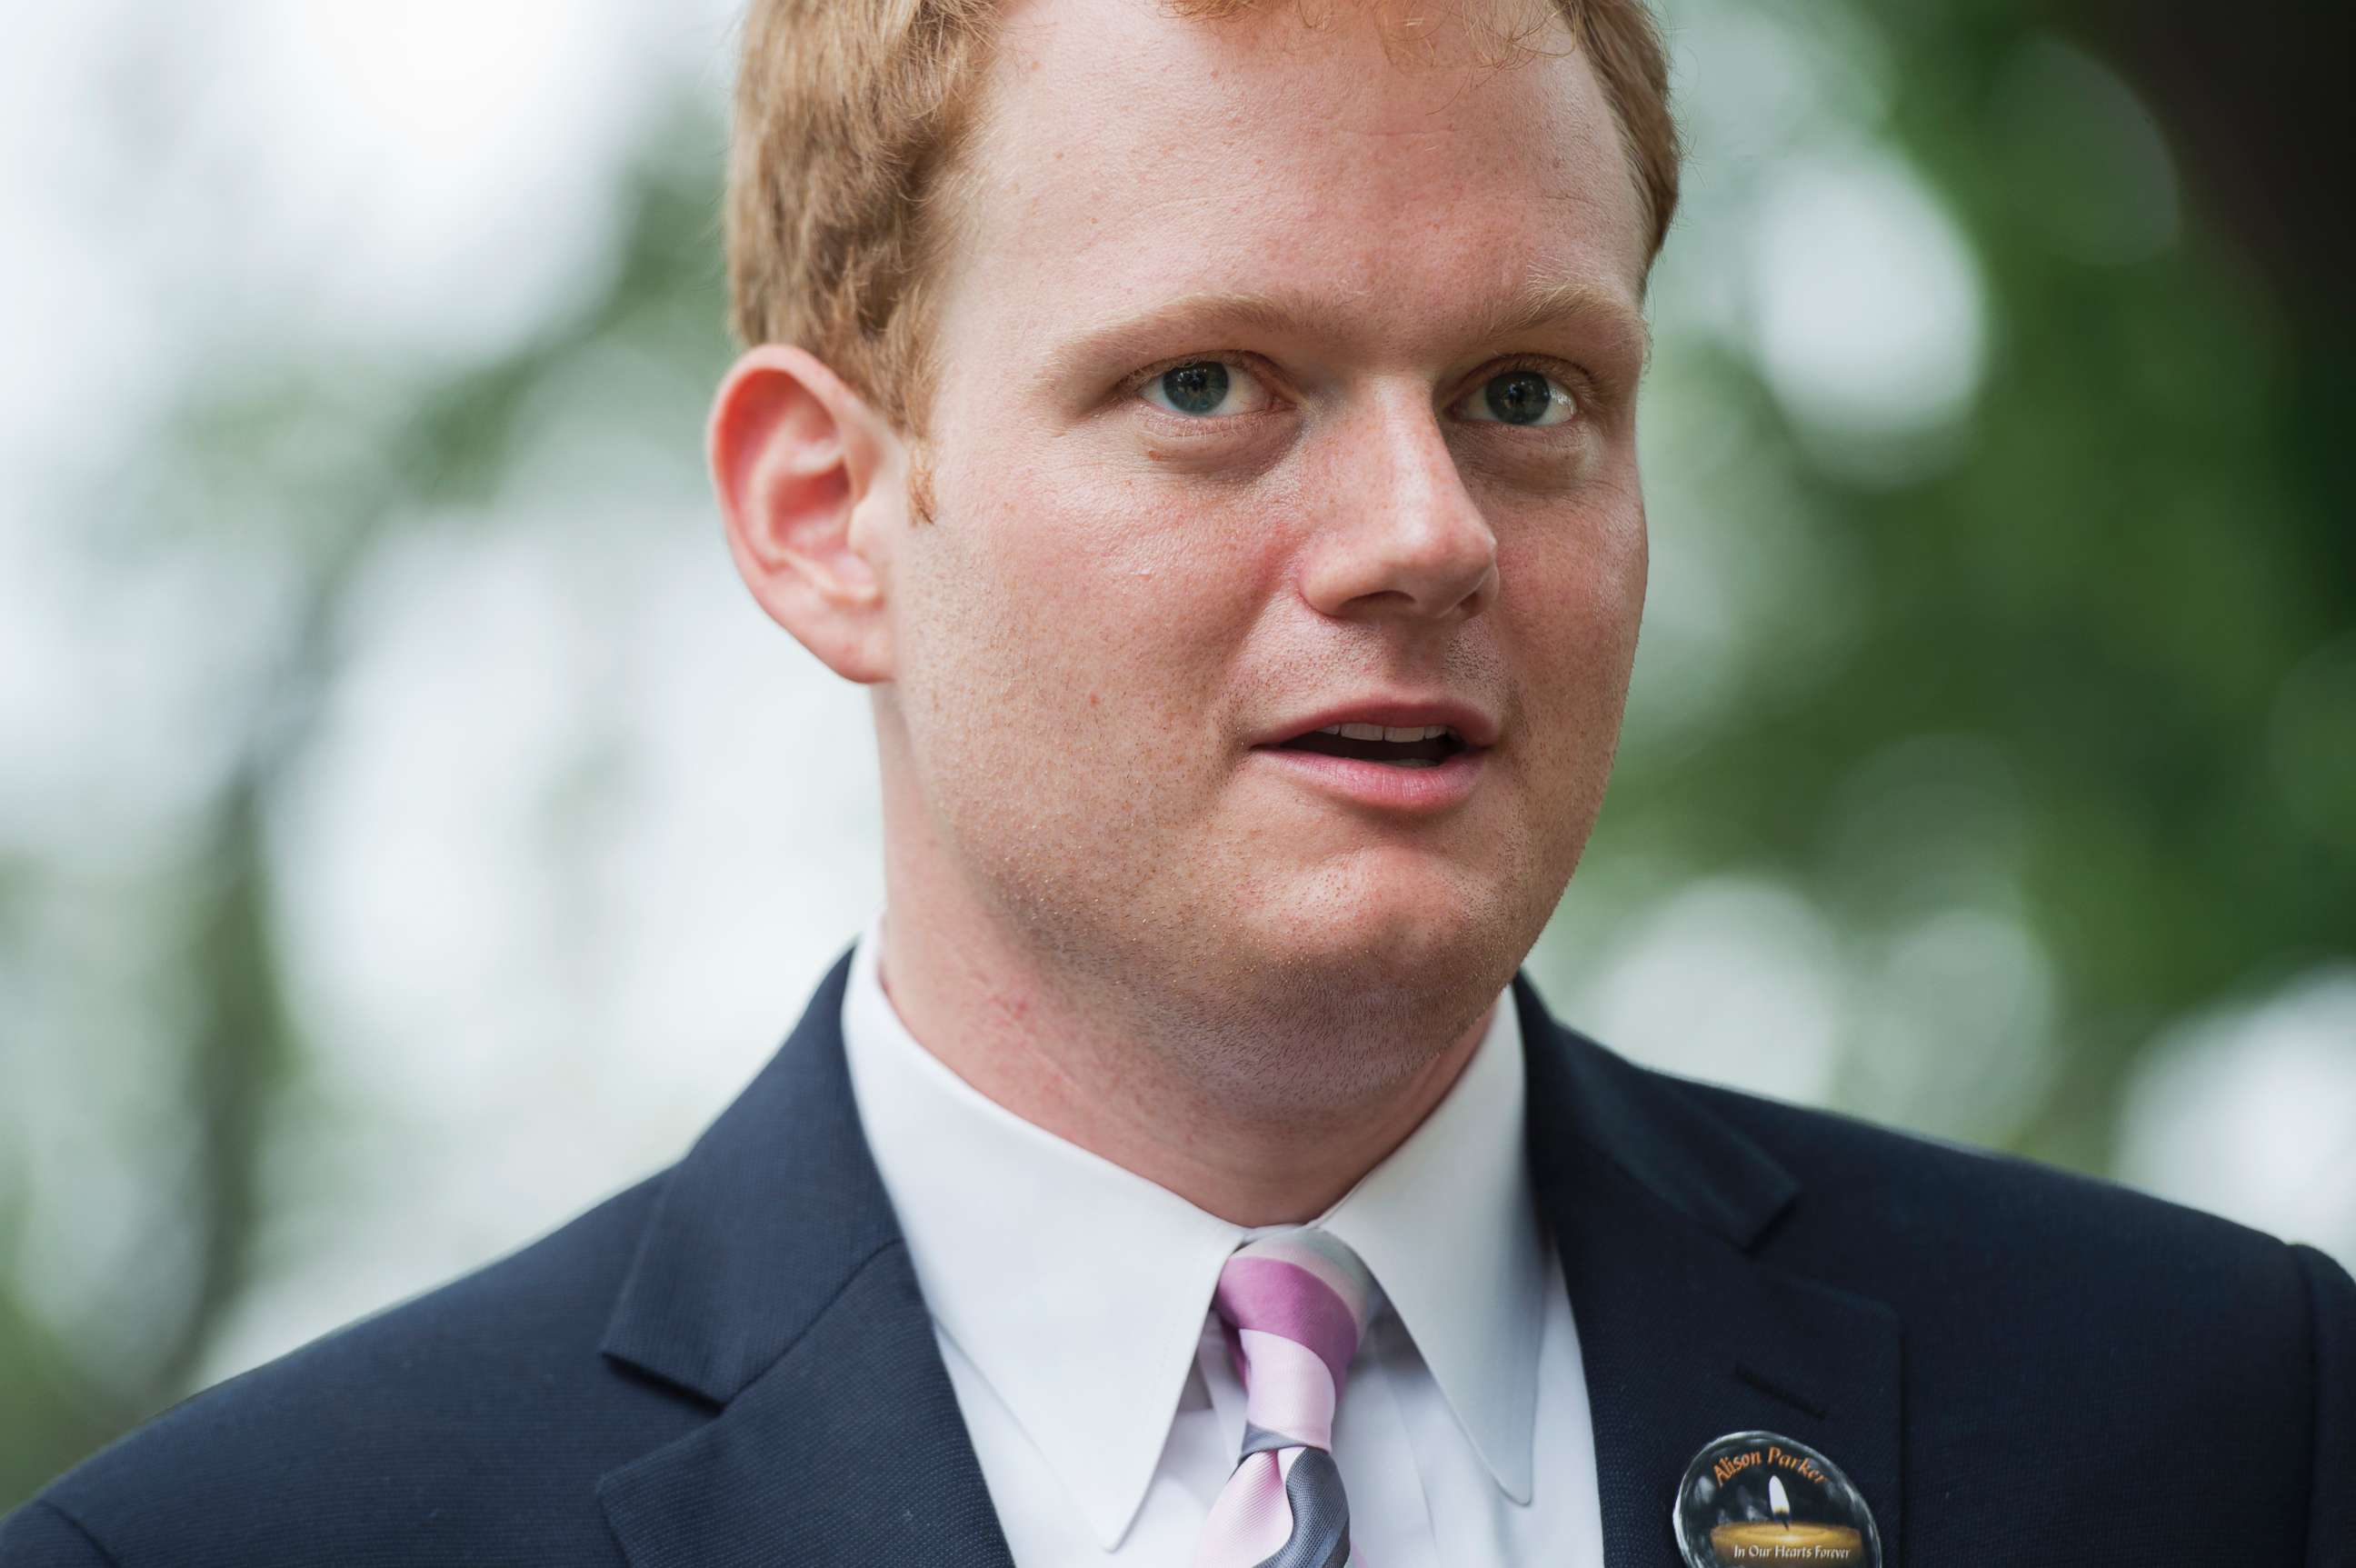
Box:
[1459,369,1577,427]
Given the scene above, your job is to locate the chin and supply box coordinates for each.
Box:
[1242,862,1506,999]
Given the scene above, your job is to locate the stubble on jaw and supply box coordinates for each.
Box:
[964,818,1551,1131]
[863,0,1646,1211]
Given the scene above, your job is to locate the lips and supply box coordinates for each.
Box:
[1250,727,1491,811]
[1273,725,1468,767]
[1253,698,1502,752]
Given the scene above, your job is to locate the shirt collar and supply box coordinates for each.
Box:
[1314,954,1544,1505]
[838,904,1543,1548]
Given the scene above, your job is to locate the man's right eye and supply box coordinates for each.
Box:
[1139,360,1270,418]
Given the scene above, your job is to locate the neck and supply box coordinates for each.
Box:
[871,891,1496,1228]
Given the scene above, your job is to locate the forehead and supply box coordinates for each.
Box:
[936,0,1650,368]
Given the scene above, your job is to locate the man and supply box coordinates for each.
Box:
[6,0,2350,1562]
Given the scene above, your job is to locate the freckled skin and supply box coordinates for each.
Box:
[859,0,1652,1221]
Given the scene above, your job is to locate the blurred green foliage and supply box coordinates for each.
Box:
[5,0,2348,1513]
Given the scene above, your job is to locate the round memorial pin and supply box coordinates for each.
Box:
[1672,1431,1881,1568]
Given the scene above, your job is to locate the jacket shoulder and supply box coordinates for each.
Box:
[1629,1059,2353,1548]
[1670,1067,2307,1273]
[11,1172,694,1568]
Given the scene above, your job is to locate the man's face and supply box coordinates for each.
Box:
[882,0,1652,1040]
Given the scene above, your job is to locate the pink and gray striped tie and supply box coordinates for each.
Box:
[1191,1229,1378,1568]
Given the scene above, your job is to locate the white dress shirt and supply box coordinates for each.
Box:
[839,905,1605,1565]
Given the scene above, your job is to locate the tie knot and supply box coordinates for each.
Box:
[1212,1229,1377,1453]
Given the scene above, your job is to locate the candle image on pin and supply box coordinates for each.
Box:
[1675,1433,1879,1567]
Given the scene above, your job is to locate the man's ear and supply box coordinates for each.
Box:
[709,345,907,684]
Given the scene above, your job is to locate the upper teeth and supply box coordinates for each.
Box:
[1319,723,1454,742]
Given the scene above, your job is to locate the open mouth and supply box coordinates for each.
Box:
[1266,724,1472,770]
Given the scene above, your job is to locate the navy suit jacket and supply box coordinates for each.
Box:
[6,947,2352,1565]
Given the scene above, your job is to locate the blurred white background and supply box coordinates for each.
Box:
[3,0,2349,1486]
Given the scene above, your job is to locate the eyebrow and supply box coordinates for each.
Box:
[1042,272,1652,389]
[1470,274,1652,369]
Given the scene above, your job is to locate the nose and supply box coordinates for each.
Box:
[1298,386,1498,625]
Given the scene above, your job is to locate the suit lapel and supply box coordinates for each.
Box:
[1514,974,1903,1568]
[595,944,1015,1568]
[588,944,1899,1567]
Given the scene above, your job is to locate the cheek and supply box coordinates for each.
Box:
[1012,483,1239,694]
[900,449,1277,784]
[1592,496,1650,665]
[1501,489,1648,744]
[1515,478,1643,622]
